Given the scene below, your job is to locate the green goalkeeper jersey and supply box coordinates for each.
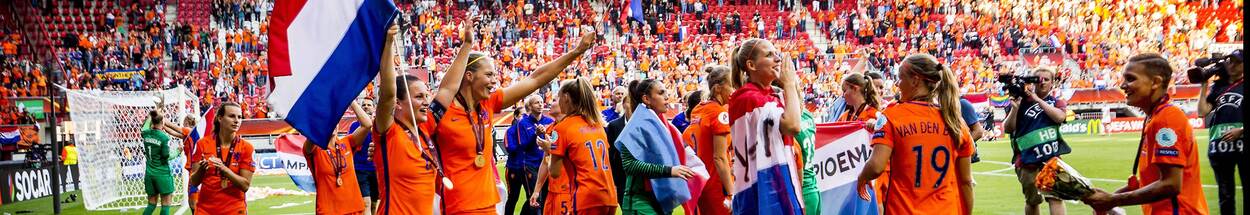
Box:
[142,128,173,177]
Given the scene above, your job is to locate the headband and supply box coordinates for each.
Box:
[467,55,486,68]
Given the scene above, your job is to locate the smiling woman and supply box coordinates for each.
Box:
[188,103,254,215]
[1079,53,1211,215]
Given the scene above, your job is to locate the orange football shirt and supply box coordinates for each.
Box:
[871,101,974,214]
[548,116,618,212]
[683,101,733,214]
[1136,103,1209,215]
[310,136,365,214]
[435,92,505,213]
[372,124,436,215]
[191,135,256,215]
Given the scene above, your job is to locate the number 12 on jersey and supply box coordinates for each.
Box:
[584,140,610,170]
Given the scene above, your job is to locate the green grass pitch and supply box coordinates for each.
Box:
[2,130,1242,215]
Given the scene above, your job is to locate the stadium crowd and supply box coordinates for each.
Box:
[0,0,1237,122]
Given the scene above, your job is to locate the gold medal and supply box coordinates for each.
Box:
[474,155,486,168]
[336,176,343,187]
[221,180,229,189]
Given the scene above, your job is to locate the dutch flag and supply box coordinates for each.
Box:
[267,0,398,148]
[730,101,805,215]
[189,105,215,144]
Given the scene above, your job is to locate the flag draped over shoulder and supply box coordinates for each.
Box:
[812,122,879,215]
[730,101,804,215]
[614,105,699,215]
[267,0,398,148]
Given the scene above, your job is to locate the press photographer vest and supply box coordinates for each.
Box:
[1206,80,1243,157]
[1011,96,1071,165]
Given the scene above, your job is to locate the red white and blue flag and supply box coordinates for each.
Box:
[268,0,398,148]
[730,100,804,215]
[189,105,215,145]
[274,134,316,192]
[812,122,879,215]
[0,127,21,145]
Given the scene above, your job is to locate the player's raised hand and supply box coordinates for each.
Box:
[575,25,598,52]
[461,14,478,44]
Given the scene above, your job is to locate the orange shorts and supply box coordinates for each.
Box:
[543,193,572,215]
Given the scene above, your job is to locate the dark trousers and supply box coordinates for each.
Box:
[1210,154,1248,215]
[505,167,538,215]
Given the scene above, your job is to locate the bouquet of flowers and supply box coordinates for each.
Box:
[1034,157,1095,200]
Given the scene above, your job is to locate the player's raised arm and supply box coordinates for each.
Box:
[433,14,477,107]
[347,101,371,149]
[500,26,598,108]
[374,24,400,134]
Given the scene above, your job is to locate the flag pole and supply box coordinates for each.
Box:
[394,12,452,189]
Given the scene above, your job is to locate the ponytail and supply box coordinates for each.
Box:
[934,64,966,145]
[901,54,966,145]
[558,78,604,127]
[730,39,767,89]
[843,73,882,110]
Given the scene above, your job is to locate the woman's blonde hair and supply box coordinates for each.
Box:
[558,78,604,127]
[704,64,731,99]
[901,54,966,145]
[730,38,769,88]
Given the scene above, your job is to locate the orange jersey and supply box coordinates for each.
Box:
[310,136,365,215]
[543,124,572,215]
[548,116,618,211]
[190,135,256,214]
[1136,103,1209,215]
[838,106,879,122]
[683,101,733,214]
[180,128,194,171]
[434,92,505,213]
[372,124,437,215]
[871,101,974,214]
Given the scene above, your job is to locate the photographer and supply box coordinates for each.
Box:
[1003,67,1070,215]
[1195,50,1244,215]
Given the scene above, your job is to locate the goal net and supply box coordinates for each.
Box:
[64,86,199,211]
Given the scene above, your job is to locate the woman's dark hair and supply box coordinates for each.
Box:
[1126,53,1174,85]
[684,90,704,116]
[213,102,242,137]
[394,74,423,99]
[148,110,163,127]
[628,79,660,112]
[866,72,884,80]
[843,73,881,110]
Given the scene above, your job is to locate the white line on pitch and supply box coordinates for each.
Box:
[974,160,1241,189]
[270,201,313,209]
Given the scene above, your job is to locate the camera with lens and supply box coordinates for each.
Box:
[997,74,1040,98]
[1187,49,1241,84]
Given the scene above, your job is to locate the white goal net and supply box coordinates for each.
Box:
[64,86,199,211]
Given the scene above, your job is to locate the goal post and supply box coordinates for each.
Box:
[64,86,199,211]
